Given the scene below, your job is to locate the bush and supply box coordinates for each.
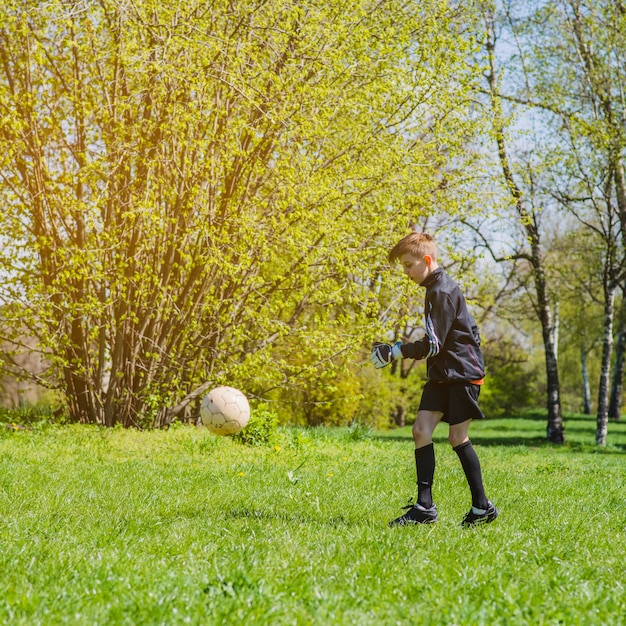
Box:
[268,356,428,429]
[0,399,66,427]
[343,420,373,441]
[233,404,279,446]
[480,339,540,417]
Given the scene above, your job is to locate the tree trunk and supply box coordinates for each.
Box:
[553,301,559,361]
[535,263,565,443]
[581,341,591,415]
[596,285,616,445]
[609,329,625,421]
[609,159,626,423]
[392,405,406,428]
[608,286,626,422]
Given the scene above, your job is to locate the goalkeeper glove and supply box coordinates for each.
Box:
[370,341,403,368]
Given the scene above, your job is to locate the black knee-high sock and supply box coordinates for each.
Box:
[415,443,435,508]
[454,440,489,510]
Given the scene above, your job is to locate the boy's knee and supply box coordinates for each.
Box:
[448,433,467,448]
[412,422,431,447]
[448,419,471,449]
[412,410,440,446]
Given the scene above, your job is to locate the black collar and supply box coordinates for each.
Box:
[420,267,444,288]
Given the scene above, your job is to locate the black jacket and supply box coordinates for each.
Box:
[400,268,485,382]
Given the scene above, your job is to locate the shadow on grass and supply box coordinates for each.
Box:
[373,432,550,447]
[499,409,598,423]
[469,436,626,453]
[373,411,626,454]
[373,431,626,453]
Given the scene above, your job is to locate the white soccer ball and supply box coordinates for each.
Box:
[200,386,250,436]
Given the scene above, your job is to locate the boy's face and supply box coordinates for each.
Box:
[399,252,433,285]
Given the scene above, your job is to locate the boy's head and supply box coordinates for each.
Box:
[388,232,438,285]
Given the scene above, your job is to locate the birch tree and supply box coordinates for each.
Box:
[504,0,626,444]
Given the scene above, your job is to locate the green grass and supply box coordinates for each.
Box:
[1,412,626,625]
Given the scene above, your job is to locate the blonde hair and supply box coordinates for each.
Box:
[388,232,437,264]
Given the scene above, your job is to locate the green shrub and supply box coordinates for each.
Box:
[233,404,279,446]
[343,420,373,442]
[480,339,539,417]
[0,399,66,427]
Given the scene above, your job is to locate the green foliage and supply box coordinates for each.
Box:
[269,354,427,429]
[480,338,540,417]
[0,399,66,427]
[274,361,371,428]
[0,0,484,428]
[550,229,607,413]
[342,420,374,442]
[1,418,626,623]
[233,404,279,447]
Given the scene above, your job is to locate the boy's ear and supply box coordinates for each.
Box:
[423,255,432,267]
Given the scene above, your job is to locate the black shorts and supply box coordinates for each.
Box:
[418,381,485,425]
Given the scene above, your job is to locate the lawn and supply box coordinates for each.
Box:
[1,412,625,625]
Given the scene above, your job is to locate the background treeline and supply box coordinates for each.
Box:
[0,0,623,445]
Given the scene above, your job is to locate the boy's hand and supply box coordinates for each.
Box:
[370,341,403,368]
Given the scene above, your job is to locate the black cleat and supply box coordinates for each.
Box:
[461,501,499,527]
[389,501,438,526]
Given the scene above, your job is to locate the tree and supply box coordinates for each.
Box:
[474,0,626,445]
[0,0,482,426]
[480,6,566,442]
[501,0,626,444]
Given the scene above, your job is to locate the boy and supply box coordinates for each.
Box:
[370,232,498,527]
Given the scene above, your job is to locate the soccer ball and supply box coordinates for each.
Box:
[200,386,250,436]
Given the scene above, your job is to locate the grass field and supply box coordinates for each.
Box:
[1,411,626,625]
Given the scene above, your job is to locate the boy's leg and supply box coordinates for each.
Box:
[413,410,442,508]
[450,420,498,525]
[448,381,498,516]
[449,420,489,510]
[388,410,441,526]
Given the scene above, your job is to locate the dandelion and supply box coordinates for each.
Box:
[327,473,334,477]
[274,445,281,452]
[237,472,245,477]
